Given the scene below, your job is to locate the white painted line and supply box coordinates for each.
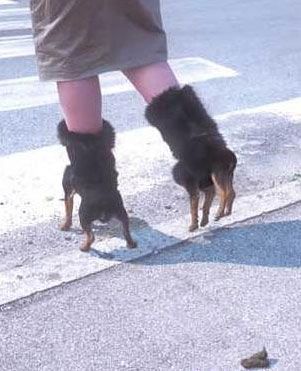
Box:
[0,35,34,59]
[0,0,17,4]
[0,180,300,306]
[0,96,300,235]
[0,57,238,111]
[0,7,29,16]
[0,19,30,30]
[221,97,301,124]
[172,57,238,84]
[0,127,172,235]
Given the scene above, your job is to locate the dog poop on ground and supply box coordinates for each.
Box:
[241,347,270,369]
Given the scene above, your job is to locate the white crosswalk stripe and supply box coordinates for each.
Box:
[0,18,31,30]
[222,97,301,124]
[1,180,300,306]
[0,0,17,4]
[0,7,29,16]
[0,3,32,60]
[0,34,34,59]
[0,2,301,306]
[0,98,300,234]
[0,4,238,109]
[0,2,27,28]
[0,57,238,111]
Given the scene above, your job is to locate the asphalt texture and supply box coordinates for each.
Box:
[1,0,301,155]
[1,108,300,272]
[0,0,301,369]
[1,203,301,370]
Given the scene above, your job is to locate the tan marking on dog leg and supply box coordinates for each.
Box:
[60,190,75,231]
[225,184,236,216]
[200,186,215,227]
[80,229,95,252]
[212,173,228,221]
[189,192,200,232]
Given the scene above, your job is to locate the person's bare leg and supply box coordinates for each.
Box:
[123,62,179,103]
[57,76,102,134]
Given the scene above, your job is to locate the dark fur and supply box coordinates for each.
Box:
[146,85,237,229]
[57,120,136,251]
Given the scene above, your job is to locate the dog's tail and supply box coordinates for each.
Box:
[57,119,115,150]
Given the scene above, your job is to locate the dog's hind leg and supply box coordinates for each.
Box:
[212,172,227,221]
[172,162,200,232]
[200,185,215,227]
[225,173,236,216]
[81,228,95,252]
[78,200,95,252]
[115,197,137,249]
[212,149,237,220]
[187,185,200,232]
[212,172,234,221]
[60,166,75,231]
[60,191,75,231]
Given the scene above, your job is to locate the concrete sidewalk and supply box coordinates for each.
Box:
[1,202,300,370]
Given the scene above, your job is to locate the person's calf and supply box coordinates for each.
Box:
[57,76,103,134]
[123,62,179,103]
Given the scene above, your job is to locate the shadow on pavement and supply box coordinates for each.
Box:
[130,219,301,269]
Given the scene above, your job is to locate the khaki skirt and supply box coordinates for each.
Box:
[30,0,168,81]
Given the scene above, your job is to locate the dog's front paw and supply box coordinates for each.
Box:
[80,230,95,252]
[80,242,91,252]
[200,217,209,227]
[60,220,72,231]
[214,212,226,221]
[189,223,198,232]
[127,239,137,249]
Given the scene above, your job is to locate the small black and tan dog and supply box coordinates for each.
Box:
[146,85,237,231]
[57,119,136,252]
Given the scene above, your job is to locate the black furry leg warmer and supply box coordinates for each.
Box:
[145,85,223,160]
[57,119,116,183]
